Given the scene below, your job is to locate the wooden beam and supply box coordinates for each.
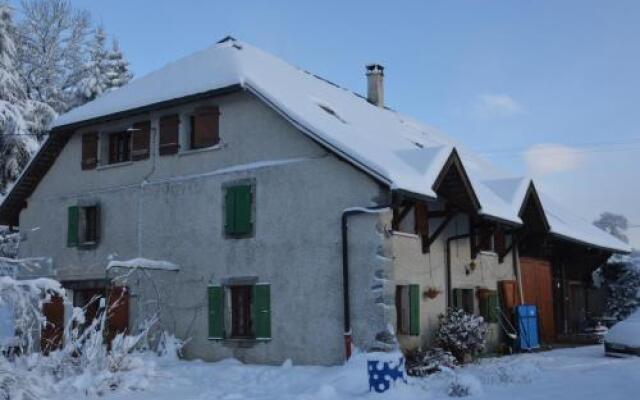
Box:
[392,204,413,231]
[424,213,455,251]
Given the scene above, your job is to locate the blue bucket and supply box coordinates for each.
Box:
[367,353,406,393]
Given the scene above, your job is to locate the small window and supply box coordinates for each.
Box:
[208,283,271,340]
[190,106,220,149]
[474,225,495,254]
[108,131,131,164]
[159,115,179,155]
[68,205,100,248]
[81,132,98,170]
[396,284,420,336]
[225,184,253,237]
[452,288,475,314]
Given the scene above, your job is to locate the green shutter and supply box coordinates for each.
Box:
[225,185,253,236]
[252,284,271,339]
[234,185,252,235]
[67,206,79,247]
[208,286,224,339]
[487,292,499,323]
[452,288,462,311]
[409,284,420,336]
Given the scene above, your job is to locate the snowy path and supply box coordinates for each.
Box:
[71,346,639,400]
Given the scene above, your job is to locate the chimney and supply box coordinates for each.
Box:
[366,64,384,107]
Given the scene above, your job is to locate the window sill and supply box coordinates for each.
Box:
[208,337,271,344]
[477,251,498,257]
[179,142,226,157]
[96,161,134,170]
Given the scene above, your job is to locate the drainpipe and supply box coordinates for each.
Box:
[446,232,471,308]
[341,205,389,360]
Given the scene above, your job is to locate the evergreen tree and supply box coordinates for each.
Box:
[106,39,132,90]
[0,3,34,194]
[602,255,640,321]
[76,26,110,103]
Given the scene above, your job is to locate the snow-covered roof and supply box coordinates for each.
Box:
[45,38,631,253]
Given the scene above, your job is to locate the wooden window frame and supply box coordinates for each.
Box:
[68,204,100,249]
[453,288,475,314]
[229,285,253,339]
[208,282,271,341]
[395,284,420,336]
[190,106,220,150]
[81,132,99,170]
[131,120,151,161]
[108,131,131,164]
[159,114,180,155]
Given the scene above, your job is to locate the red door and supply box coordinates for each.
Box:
[106,286,129,344]
[41,294,64,353]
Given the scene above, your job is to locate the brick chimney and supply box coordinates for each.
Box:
[366,64,384,107]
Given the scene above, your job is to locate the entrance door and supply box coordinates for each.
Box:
[520,257,556,343]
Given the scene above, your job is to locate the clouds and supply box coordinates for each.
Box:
[474,94,525,118]
[523,143,586,175]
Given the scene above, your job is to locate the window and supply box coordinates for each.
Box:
[81,132,98,170]
[479,290,499,323]
[230,285,252,338]
[67,205,100,248]
[159,115,179,155]
[208,284,271,340]
[108,131,131,164]
[396,284,420,336]
[190,106,220,149]
[452,288,474,314]
[225,184,253,237]
[131,121,151,161]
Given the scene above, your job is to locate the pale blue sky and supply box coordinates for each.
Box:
[19,0,640,247]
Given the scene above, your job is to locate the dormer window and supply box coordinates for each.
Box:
[108,131,131,164]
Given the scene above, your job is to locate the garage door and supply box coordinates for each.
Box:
[520,257,556,343]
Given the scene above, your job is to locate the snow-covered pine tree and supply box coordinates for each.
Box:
[17,0,92,113]
[106,39,132,90]
[0,3,39,195]
[76,26,110,103]
[601,255,640,321]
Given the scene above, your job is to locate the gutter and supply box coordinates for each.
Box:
[341,205,390,360]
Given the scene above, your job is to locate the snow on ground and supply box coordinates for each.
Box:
[53,345,638,400]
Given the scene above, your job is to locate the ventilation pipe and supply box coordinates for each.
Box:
[366,64,384,107]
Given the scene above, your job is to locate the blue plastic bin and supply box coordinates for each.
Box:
[515,304,540,351]
[366,352,406,393]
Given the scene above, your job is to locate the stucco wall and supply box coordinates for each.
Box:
[19,90,390,365]
[391,204,516,354]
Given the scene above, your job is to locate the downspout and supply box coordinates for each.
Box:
[446,231,471,308]
[341,205,389,360]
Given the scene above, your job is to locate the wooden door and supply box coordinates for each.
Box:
[569,283,586,333]
[106,286,129,344]
[41,294,64,353]
[520,257,556,343]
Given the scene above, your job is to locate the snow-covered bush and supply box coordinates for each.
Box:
[0,276,172,399]
[406,347,458,377]
[598,254,640,321]
[436,309,488,363]
[447,373,483,397]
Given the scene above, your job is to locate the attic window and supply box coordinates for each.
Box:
[314,99,347,124]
